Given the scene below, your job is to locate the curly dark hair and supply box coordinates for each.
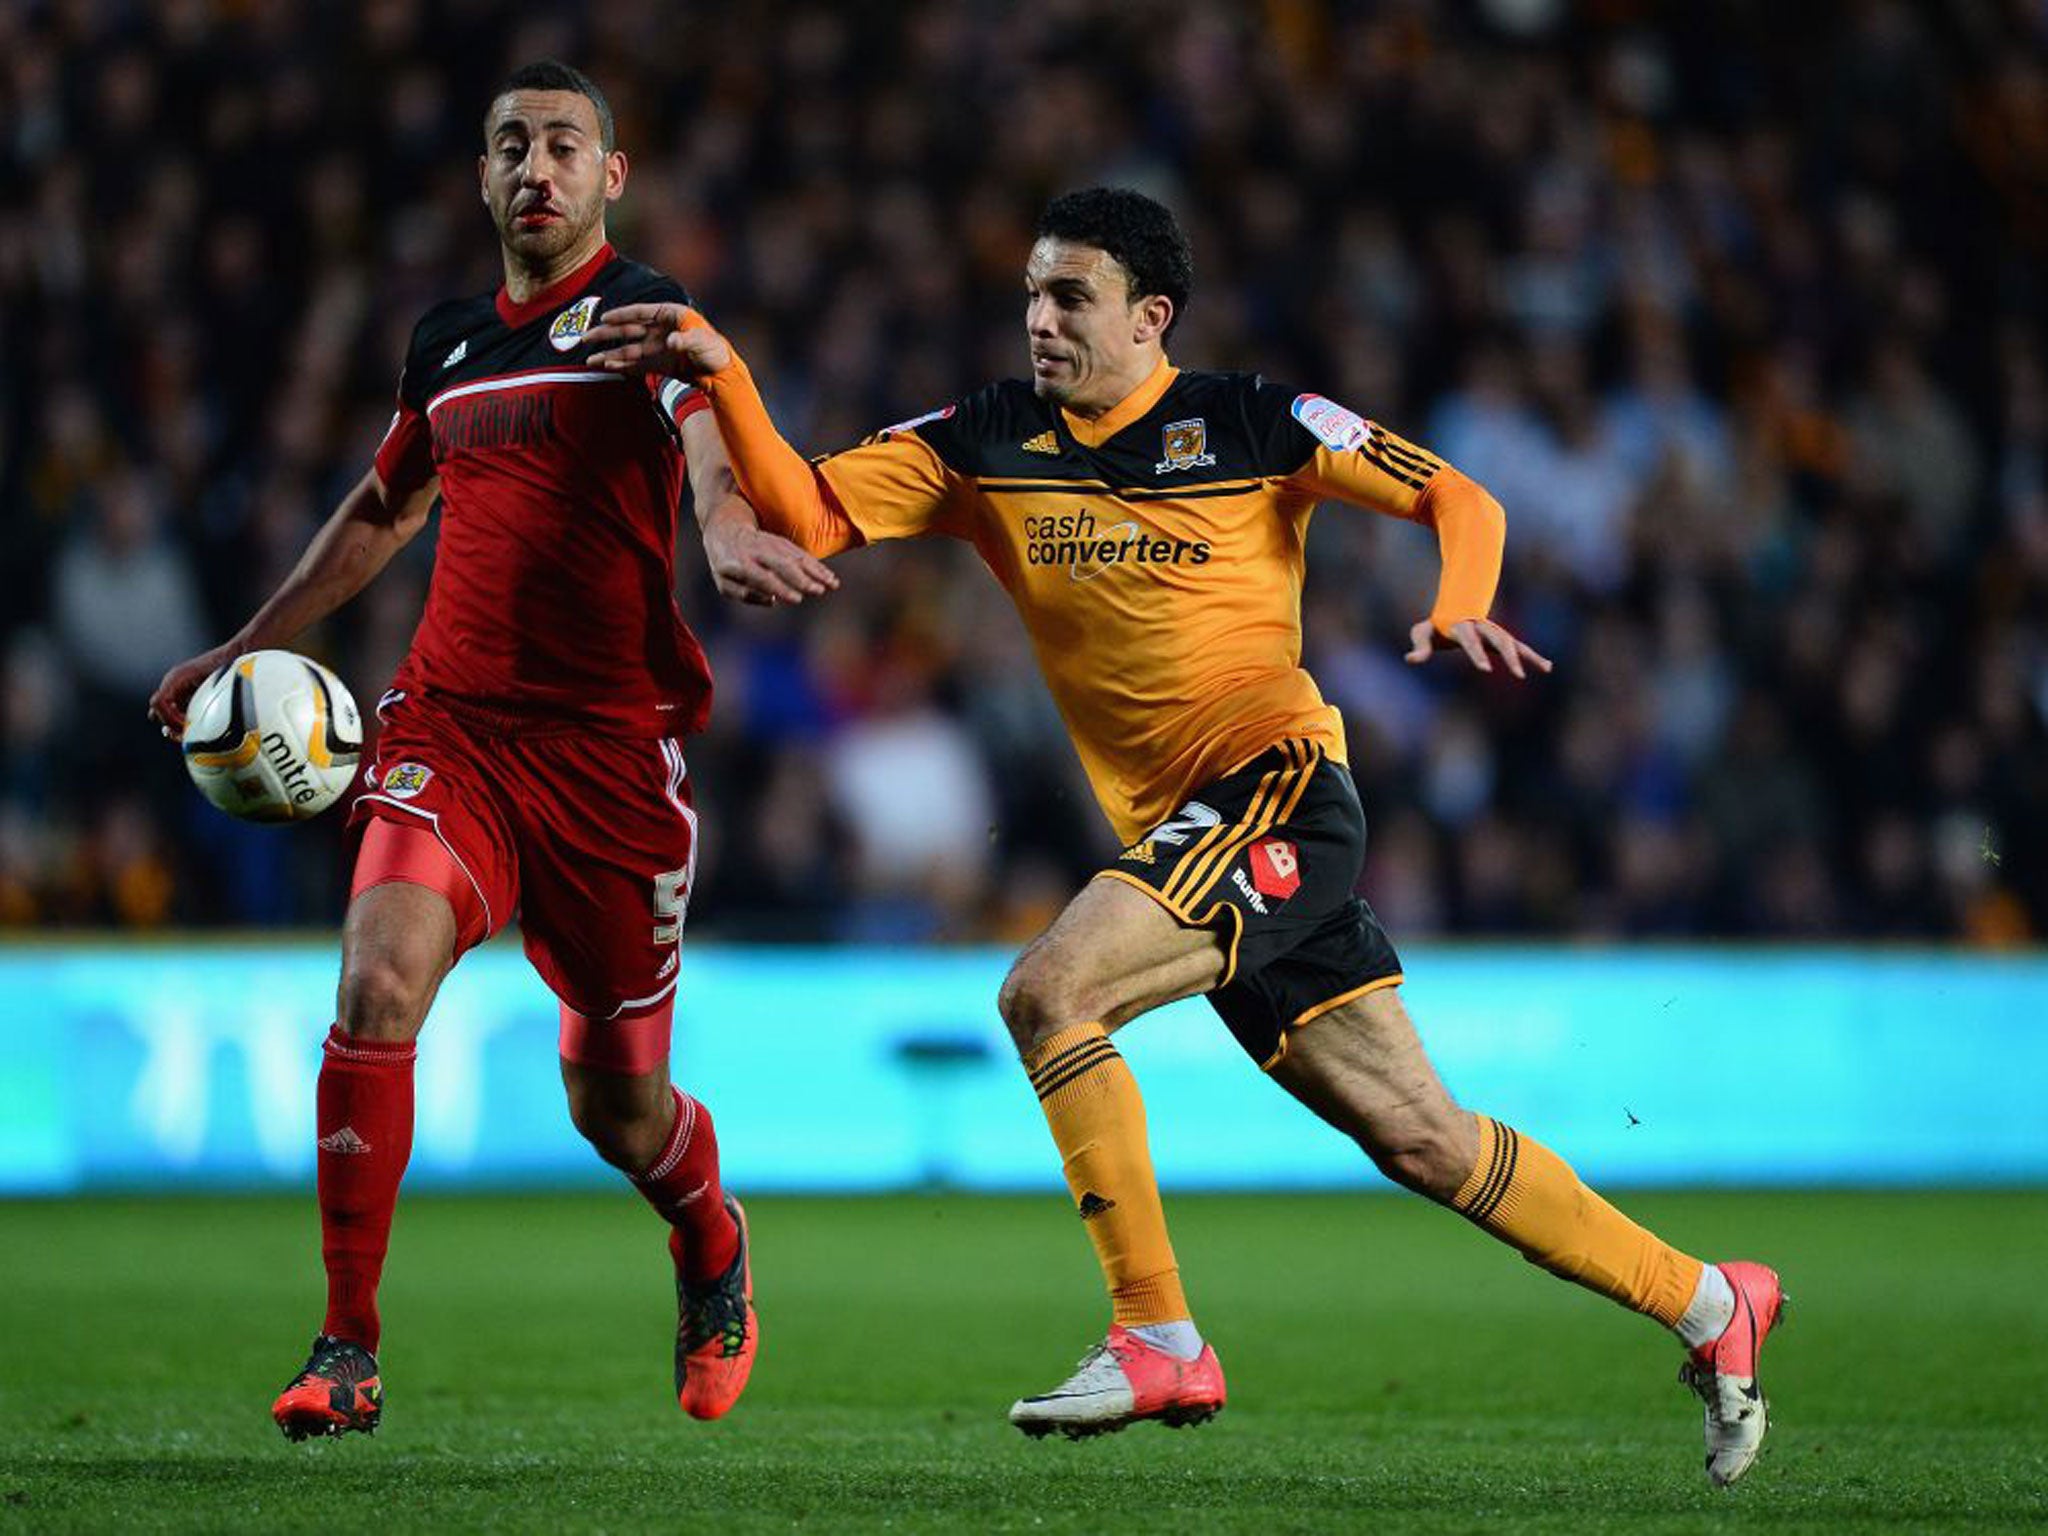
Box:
[488,61,616,153]
[1037,187,1194,338]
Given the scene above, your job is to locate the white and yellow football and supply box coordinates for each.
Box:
[181,650,362,822]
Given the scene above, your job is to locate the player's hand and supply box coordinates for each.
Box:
[1404,617,1553,680]
[585,304,733,378]
[148,643,242,740]
[703,512,840,606]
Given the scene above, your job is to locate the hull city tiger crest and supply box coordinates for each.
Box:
[548,295,602,352]
[1154,417,1217,474]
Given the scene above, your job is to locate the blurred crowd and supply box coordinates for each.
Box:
[4,0,2045,945]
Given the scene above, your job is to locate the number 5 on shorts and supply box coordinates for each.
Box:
[653,867,690,945]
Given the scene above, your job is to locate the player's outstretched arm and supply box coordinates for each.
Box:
[1393,465,1550,678]
[148,468,438,737]
[588,304,862,560]
[677,410,838,606]
[1283,418,1552,682]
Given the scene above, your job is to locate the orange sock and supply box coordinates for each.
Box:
[1452,1116,1702,1327]
[1025,1023,1189,1326]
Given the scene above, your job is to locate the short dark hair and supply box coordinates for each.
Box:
[489,61,615,153]
[1037,187,1194,338]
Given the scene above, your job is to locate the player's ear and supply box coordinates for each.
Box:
[605,149,629,202]
[1135,293,1174,346]
[477,154,489,205]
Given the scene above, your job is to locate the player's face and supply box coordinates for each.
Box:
[1024,239,1169,413]
[480,90,625,266]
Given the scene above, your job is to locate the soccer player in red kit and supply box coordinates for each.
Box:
[149,62,834,1439]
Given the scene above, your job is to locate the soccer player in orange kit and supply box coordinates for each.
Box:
[587,186,1785,1486]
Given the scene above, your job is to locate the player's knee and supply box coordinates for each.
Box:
[563,1069,670,1171]
[568,1099,651,1171]
[1368,1123,1470,1201]
[998,955,1086,1054]
[565,1094,640,1170]
[336,954,431,1042]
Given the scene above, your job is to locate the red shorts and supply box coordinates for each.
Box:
[348,693,698,1022]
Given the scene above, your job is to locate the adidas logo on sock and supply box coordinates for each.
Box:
[1021,431,1058,455]
[1077,1191,1117,1220]
[318,1127,372,1155]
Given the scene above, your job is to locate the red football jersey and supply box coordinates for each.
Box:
[373,243,713,737]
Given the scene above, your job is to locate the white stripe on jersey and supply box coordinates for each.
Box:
[425,370,631,417]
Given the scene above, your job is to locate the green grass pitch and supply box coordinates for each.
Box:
[2,1189,2044,1534]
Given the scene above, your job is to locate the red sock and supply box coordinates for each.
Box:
[316,1024,415,1352]
[633,1088,739,1282]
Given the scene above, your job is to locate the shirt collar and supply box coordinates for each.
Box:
[1060,355,1178,447]
[495,241,617,329]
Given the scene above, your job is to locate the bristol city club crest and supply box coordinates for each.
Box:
[549,295,602,352]
[380,762,433,800]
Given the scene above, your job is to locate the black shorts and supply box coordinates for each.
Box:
[1099,738,1403,1069]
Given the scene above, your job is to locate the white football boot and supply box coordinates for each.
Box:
[1009,1324,1226,1439]
[1678,1261,1787,1487]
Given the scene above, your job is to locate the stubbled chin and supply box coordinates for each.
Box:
[503,219,582,258]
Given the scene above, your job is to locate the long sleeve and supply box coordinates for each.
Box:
[696,342,972,552]
[1282,427,1505,636]
[695,349,864,558]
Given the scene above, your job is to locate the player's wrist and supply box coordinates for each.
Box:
[693,336,748,387]
[698,496,758,537]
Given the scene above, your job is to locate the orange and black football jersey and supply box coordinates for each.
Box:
[811,359,1485,844]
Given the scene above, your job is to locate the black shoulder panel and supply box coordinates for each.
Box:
[399,295,495,411]
[895,379,1056,479]
[1234,372,1323,478]
[602,257,692,311]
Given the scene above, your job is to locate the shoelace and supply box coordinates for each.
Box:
[682,1280,748,1358]
[1677,1359,1747,1416]
[1064,1342,1112,1378]
[291,1341,372,1390]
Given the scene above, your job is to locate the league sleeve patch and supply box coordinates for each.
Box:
[656,376,707,428]
[1291,393,1372,453]
[879,404,956,437]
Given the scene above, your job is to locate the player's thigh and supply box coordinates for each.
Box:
[337,879,461,1041]
[1269,984,1478,1191]
[999,873,1228,1047]
[1001,738,1359,1050]
[340,709,521,1040]
[349,698,520,947]
[512,734,697,1026]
